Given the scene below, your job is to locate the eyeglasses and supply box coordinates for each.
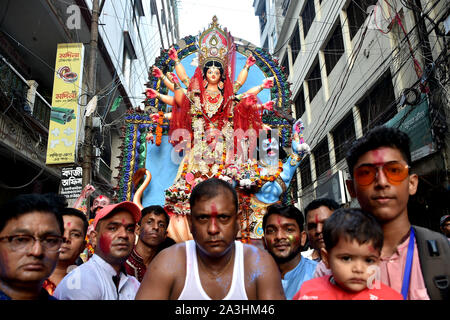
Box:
[0,234,64,252]
[354,161,410,186]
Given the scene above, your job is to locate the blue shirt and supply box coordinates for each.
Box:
[282,257,318,300]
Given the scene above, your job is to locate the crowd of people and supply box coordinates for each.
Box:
[0,126,448,300]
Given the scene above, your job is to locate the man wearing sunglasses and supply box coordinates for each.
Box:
[0,194,64,300]
[345,126,450,300]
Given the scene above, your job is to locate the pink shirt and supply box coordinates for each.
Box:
[379,236,429,300]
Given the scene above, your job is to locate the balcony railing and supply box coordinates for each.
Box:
[33,91,51,128]
[0,55,29,109]
[0,55,51,129]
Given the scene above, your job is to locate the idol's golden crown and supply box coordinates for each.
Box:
[198,16,230,70]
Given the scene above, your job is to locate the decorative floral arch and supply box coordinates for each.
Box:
[114,35,295,203]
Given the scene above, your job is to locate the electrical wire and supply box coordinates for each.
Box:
[0,167,45,190]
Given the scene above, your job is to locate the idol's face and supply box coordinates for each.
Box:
[206,67,221,85]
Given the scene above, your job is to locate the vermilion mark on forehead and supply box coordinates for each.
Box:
[210,203,217,228]
[98,195,103,199]
[210,203,218,217]
[371,149,385,163]
[315,214,319,224]
[368,245,376,253]
[66,222,71,227]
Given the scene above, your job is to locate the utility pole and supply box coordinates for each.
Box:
[82,0,100,188]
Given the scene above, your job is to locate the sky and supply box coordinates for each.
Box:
[176,0,261,46]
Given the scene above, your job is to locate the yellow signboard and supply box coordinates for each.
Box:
[46,43,84,164]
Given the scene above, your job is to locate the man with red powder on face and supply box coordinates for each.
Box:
[73,184,111,219]
[73,184,111,262]
[262,203,318,299]
[344,126,450,300]
[136,178,285,300]
[54,201,141,300]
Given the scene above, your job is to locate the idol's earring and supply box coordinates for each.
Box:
[218,81,224,90]
[203,79,208,88]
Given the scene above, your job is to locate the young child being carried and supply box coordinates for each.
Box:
[293,208,402,300]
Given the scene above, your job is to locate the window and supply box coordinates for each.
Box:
[259,1,267,34]
[263,38,269,51]
[306,58,322,102]
[300,155,312,188]
[282,0,291,16]
[281,55,289,77]
[161,8,166,25]
[271,29,277,52]
[123,32,137,87]
[122,49,132,87]
[290,23,301,64]
[324,22,345,75]
[150,0,157,16]
[301,0,316,39]
[314,138,330,177]
[346,0,377,40]
[295,88,306,119]
[358,71,397,133]
[134,0,144,16]
[332,112,356,163]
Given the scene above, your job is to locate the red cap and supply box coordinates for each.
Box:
[93,201,141,230]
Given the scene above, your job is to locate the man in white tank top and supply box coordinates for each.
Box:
[135,178,286,300]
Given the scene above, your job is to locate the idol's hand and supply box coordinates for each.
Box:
[292,118,304,143]
[152,66,163,78]
[262,77,274,89]
[262,101,274,111]
[146,88,158,99]
[168,47,178,61]
[245,55,256,68]
[291,118,309,155]
[150,113,160,122]
[146,132,154,143]
[169,72,180,84]
[292,139,310,156]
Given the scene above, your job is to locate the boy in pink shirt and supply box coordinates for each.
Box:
[294,208,402,300]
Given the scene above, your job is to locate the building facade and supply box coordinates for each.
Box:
[254,0,449,230]
[0,0,178,204]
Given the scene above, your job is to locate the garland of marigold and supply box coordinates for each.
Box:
[155,110,164,146]
[254,160,283,187]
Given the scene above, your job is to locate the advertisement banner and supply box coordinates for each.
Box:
[46,43,84,164]
[60,166,83,199]
[385,94,436,161]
